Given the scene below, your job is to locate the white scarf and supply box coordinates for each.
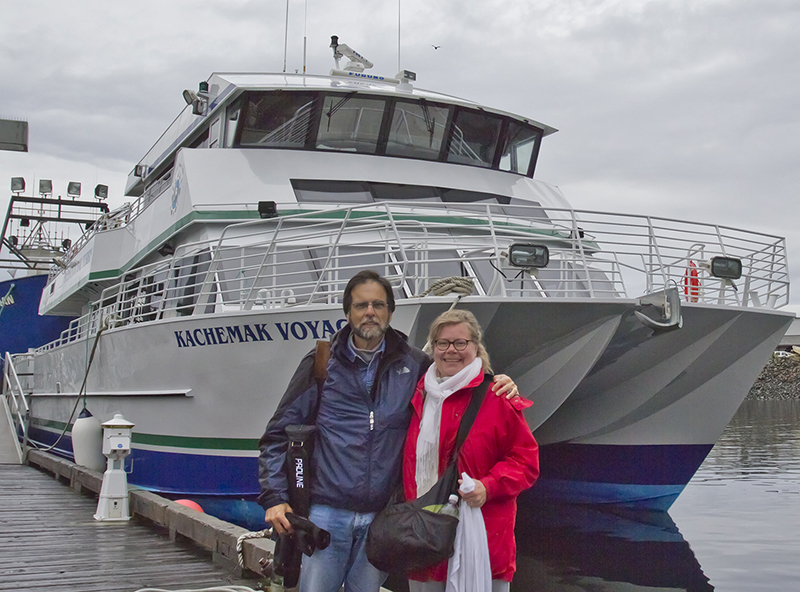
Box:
[415,358,483,497]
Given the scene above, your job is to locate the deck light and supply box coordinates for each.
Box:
[134,164,147,178]
[8,236,18,247]
[20,218,30,227]
[508,243,549,268]
[61,238,72,251]
[67,181,81,198]
[39,179,52,195]
[158,242,175,257]
[182,89,198,105]
[11,177,25,194]
[182,86,207,116]
[710,256,742,280]
[258,201,278,219]
[95,184,108,200]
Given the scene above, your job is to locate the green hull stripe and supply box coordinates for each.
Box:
[30,417,258,451]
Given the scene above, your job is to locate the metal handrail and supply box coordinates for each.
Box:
[35,201,790,352]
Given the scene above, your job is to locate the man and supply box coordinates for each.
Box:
[258,270,517,592]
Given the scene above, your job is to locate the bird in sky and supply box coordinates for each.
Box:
[432,44,441,49]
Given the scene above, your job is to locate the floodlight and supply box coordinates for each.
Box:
[508,243,549,268]
[95,184,108,200]
[11,177,25,193]
[61,238,72,251]
[67,181,81,198]
[158,243,175,257]
[710,256,742,280]
[182,89,198,105]
[39,179,53,195]
[8,236,18,247]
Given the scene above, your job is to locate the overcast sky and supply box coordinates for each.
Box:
[2,0,799,309]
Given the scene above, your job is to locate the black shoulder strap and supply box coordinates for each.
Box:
[452,373,493,457]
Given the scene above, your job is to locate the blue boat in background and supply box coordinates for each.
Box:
[0,275,71,360]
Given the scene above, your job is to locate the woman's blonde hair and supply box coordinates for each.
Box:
[423,309,492,373]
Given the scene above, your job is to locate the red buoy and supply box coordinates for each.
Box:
[175,499,204,513]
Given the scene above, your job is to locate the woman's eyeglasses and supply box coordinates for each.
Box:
[433,339,473,351]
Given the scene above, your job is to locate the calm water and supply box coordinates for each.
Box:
[511,399,800,591]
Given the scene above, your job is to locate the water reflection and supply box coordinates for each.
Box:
[510,400,800,591]
[513,501,712,591]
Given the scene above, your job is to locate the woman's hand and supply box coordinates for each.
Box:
[265,502,294,534]
[492,374,520,399]
[459,478,487,508]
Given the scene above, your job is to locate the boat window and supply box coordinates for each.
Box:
[316,95,386,153]
[292,179,532,207]
[189,128,210,149]
[446,109,503,168]
[499,121,541,175]
[237,91,316,148]
[370,183,442,202]
[500,198,548,222]
[225,101,241,148]
[292,179,373,203]
[209,117,221,149]
[385,100,450,160]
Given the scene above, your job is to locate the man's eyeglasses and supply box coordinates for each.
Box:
[433,339,473,352]
[351,300,388,312]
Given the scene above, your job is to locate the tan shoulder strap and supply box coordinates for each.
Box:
[313,340,331,382]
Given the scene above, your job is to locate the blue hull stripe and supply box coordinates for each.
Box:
[538,442,714,484]
[26,431,714,518]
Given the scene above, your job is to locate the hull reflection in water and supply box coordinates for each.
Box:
[513,500,713,591]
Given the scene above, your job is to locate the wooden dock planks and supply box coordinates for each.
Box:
[0,463,261,592]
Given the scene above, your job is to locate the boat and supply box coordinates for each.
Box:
[2,37,792,525]
[1,180,109,364]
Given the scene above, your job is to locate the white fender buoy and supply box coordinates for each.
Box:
[72,408,106,472]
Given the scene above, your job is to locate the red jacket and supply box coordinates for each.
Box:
[402,372,540,582]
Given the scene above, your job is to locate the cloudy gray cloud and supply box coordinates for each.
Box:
[2,0,798,307]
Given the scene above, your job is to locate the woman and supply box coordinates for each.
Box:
[402,309,539,592]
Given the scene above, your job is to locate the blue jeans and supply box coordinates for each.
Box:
[299,504,388,592]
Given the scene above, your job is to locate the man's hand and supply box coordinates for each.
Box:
[265,502,294,535]
[492,374,520,399]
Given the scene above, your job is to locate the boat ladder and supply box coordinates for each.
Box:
[1,352,33,464]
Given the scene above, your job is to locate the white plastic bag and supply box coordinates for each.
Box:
[445,472,492,592]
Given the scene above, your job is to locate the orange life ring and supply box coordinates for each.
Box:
[683,260,700,302]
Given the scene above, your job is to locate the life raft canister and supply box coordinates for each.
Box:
[684,260,700,302]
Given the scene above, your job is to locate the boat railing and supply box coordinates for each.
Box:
[2,352,34,462]
[37,201,790,349]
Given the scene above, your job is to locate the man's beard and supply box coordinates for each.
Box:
[352,320,387,342]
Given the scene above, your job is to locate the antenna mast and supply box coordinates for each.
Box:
[303,0,308,73]
[397,0,401,72]
[283,0,289,72]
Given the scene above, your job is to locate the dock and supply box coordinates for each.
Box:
[0,450,274,592]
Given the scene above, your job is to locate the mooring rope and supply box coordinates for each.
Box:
[417,276,475,298]
[236,528,272,567]
[416,276,475,310]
